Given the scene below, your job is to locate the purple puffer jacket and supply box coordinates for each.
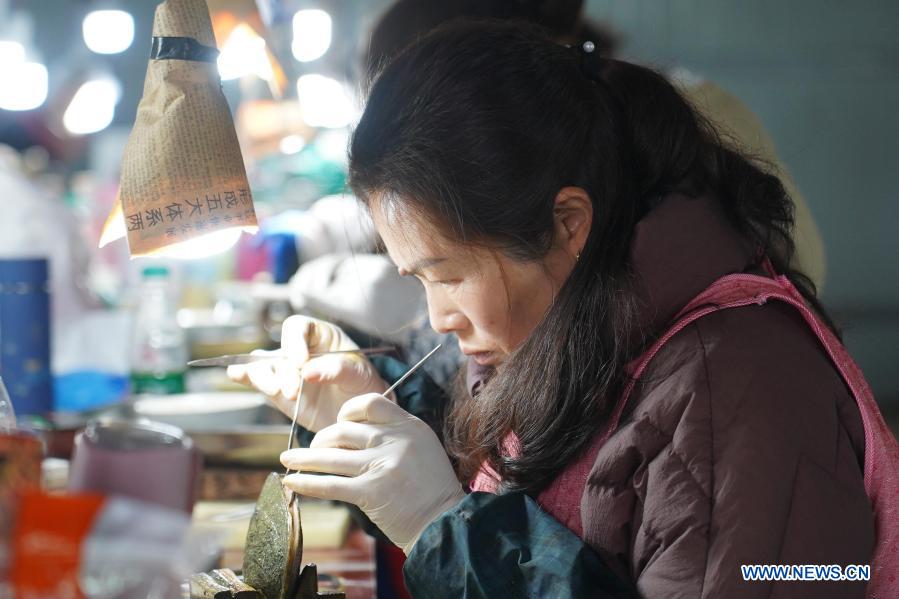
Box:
[581,193,874,598]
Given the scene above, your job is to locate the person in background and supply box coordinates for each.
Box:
[230,21,896,598]
[363,0,827,287]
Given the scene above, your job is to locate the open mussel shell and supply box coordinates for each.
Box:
[243,473,302,599]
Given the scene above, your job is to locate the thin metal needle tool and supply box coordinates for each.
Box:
[382,344,441,397]
[285,378,304,475]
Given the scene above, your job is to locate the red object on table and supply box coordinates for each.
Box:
[303,527,377,599]
[9,492,106,598]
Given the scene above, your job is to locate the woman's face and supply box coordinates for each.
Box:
[371,199,576,367]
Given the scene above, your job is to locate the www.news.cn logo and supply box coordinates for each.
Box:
[741,564,871,582]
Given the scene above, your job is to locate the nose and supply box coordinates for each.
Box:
[426,288,466,335]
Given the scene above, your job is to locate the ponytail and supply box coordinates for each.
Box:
[581,49,835,334]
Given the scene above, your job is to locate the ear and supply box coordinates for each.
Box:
[552,186,593,259]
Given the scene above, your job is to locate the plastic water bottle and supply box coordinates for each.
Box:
[130,266,187,395]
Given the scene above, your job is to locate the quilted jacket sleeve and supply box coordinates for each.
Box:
[583,306,874,599]
[404,492,638,598]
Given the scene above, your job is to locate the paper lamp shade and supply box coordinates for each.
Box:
[112,0,258,257]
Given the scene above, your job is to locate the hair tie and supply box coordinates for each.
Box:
[577,40,603,83]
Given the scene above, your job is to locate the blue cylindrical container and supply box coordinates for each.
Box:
[0,258,52,416]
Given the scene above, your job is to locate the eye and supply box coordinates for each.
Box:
[433,279,460,287]
[414,275,457,288]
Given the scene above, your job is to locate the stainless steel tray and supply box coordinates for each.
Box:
[188,424,292,467]
[92,395,294,468]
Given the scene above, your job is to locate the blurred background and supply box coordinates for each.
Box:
[2,0,895,403]
[0,1,896,596]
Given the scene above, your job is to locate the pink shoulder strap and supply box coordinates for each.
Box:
[644,274,899,599]
[470,270,898,597]
[600,270,899,597]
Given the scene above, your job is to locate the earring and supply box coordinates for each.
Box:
[575,250,581,262]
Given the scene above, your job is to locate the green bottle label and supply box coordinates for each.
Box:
[130,371,186,395]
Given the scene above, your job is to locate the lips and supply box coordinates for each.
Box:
[460,344,498,366]
[459,344,488,356]
[469,352,498,366]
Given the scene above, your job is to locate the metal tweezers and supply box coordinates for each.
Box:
[187,345,395,368]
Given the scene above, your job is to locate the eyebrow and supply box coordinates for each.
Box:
[398,257,446,276]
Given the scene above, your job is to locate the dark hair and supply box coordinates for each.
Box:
[349,20,830,494]
[363,0,599,80]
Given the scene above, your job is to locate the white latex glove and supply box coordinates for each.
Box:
[227,316,393,433]
[280,393,465,554]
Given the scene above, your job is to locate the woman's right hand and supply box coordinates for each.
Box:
[227,315,393,433]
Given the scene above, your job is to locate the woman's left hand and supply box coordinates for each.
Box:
[281,393,465,554]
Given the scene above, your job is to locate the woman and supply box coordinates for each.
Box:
[230,22,895,598]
